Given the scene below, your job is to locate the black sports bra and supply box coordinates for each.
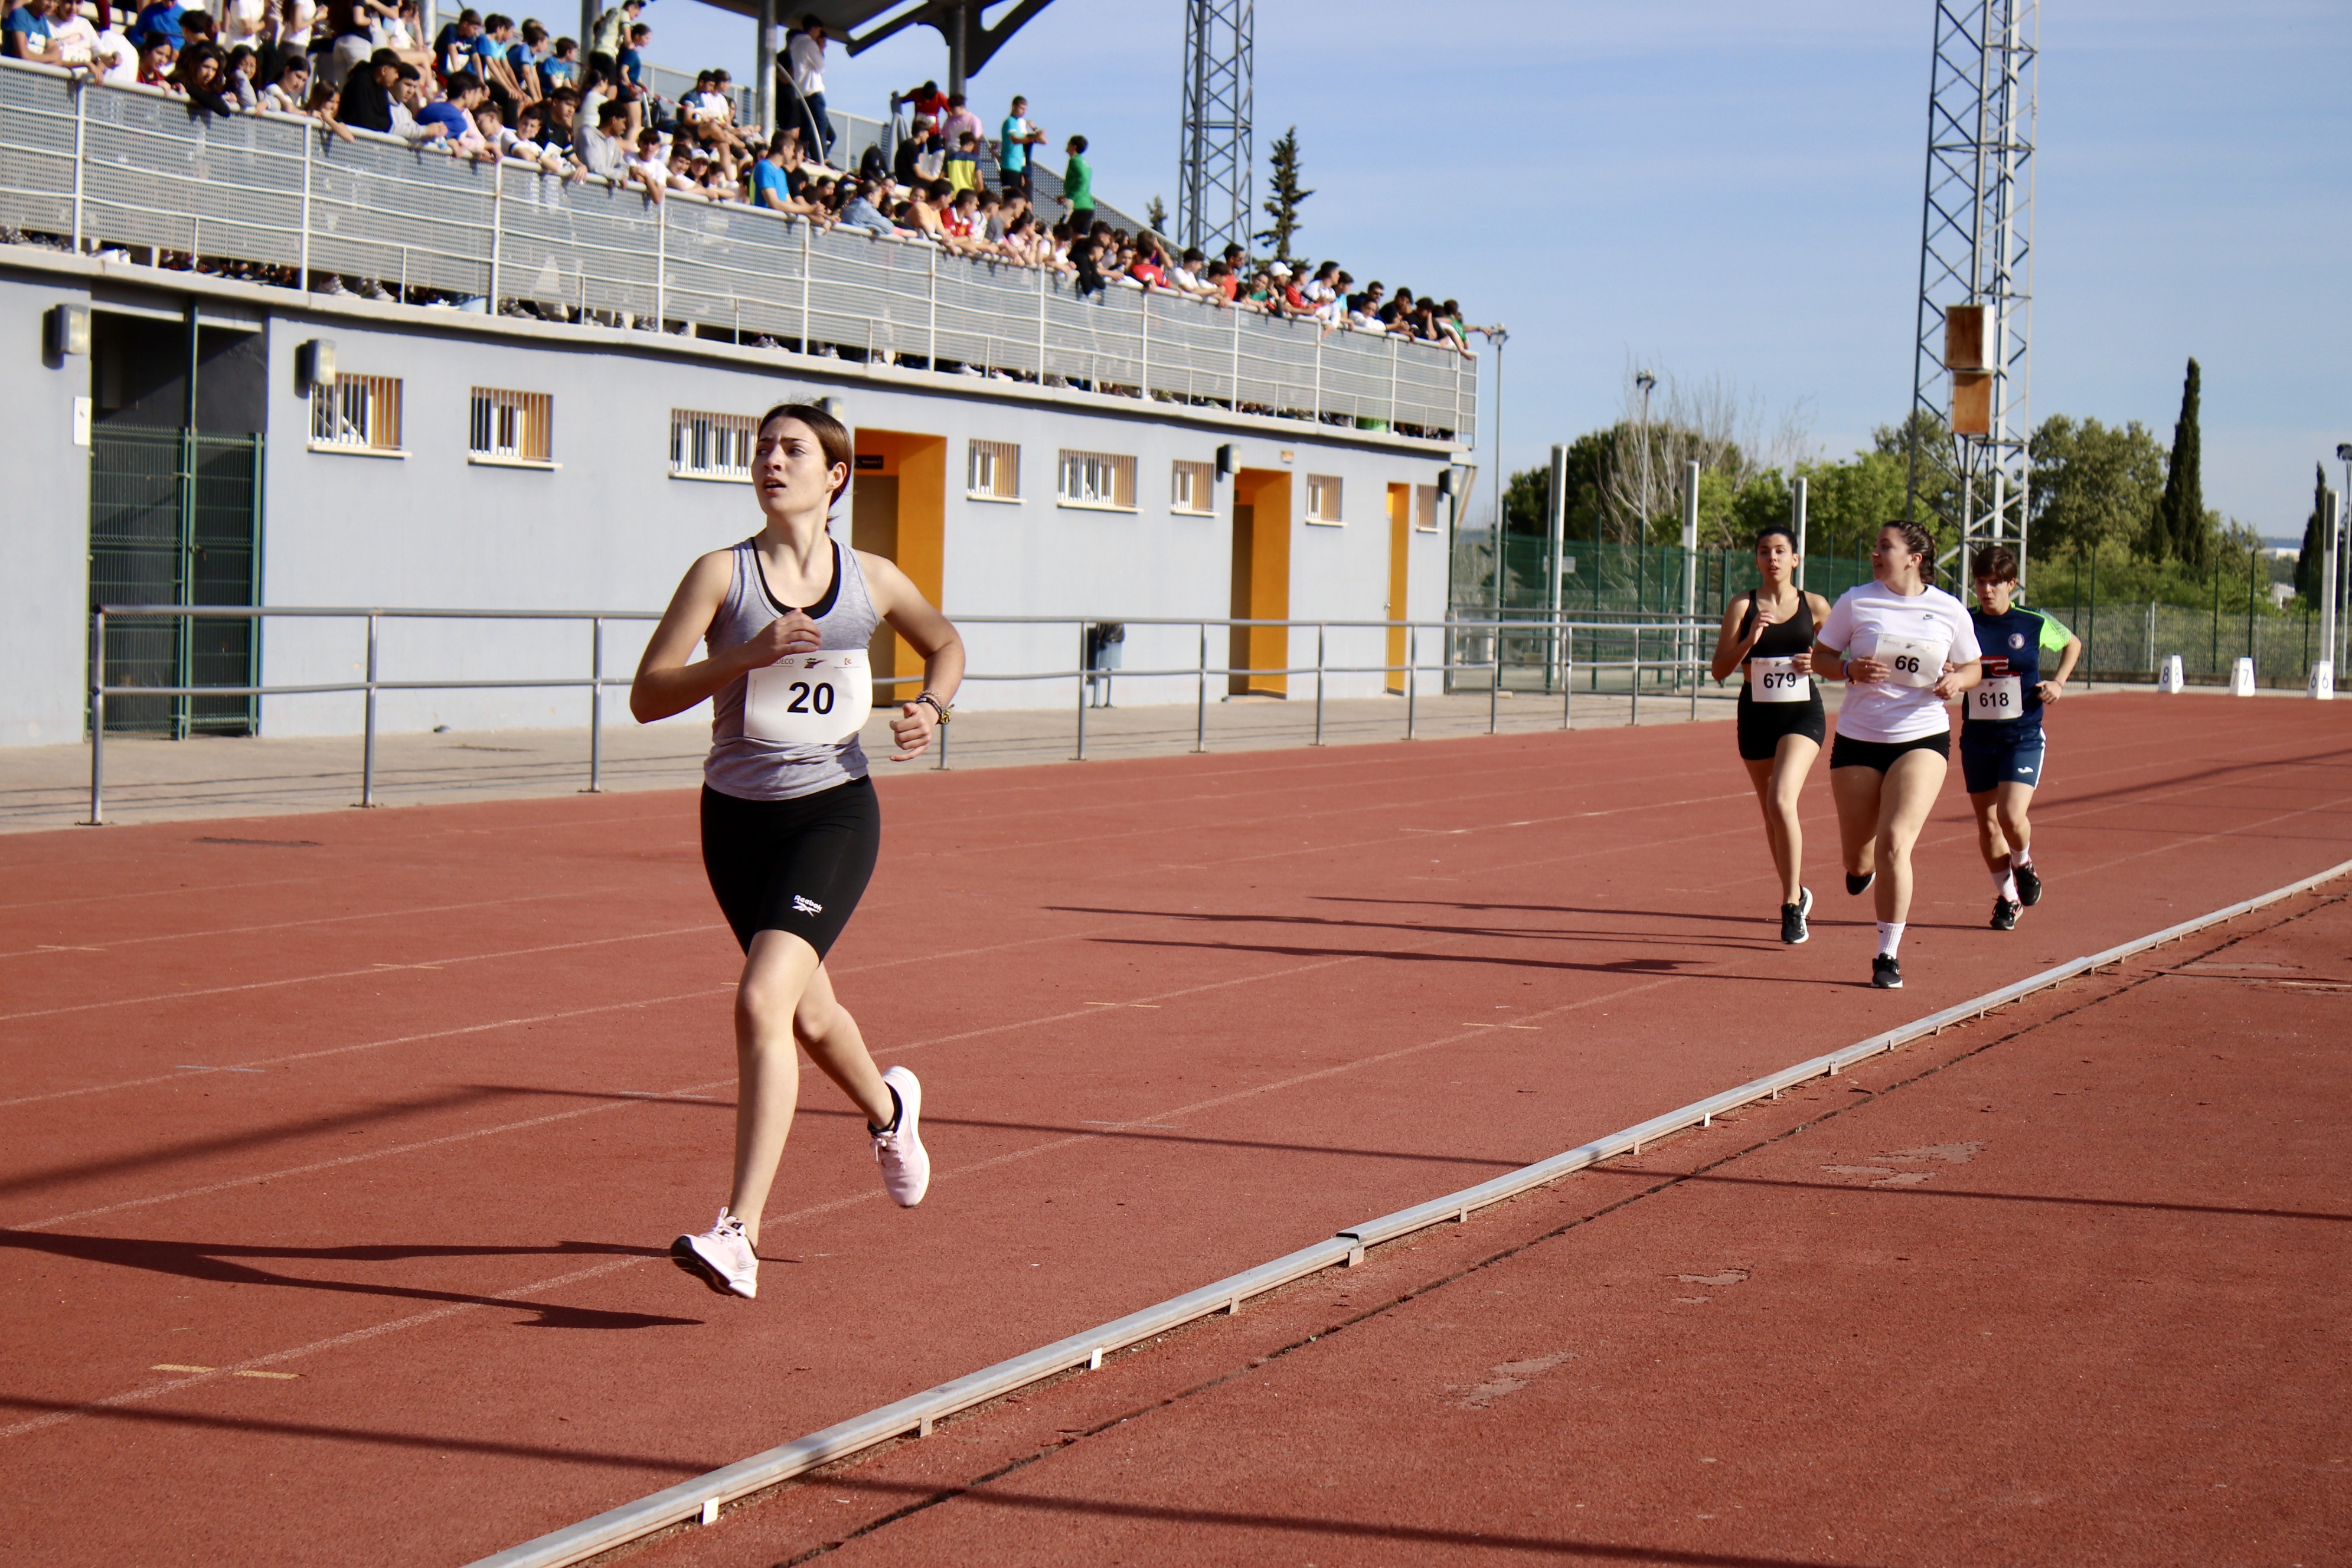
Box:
[1739,590,1814,661]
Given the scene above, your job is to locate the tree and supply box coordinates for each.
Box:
[1145,194,1168,234]
[1254,126,1312,263]
[2149,358,2214,571]
[2028,414,2168,557]
[2295,462,2335,608]
[1797,447,1913,559]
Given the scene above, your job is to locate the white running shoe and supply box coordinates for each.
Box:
[671,1210,757,1299]
[872,1066,930,1207]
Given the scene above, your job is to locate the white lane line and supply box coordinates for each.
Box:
[0,876,319,914]
[0,988,733,1110]
[0,886,634,962]
[0,1253,648,1441]
[0,925,719,1024]
[9,1072,738,1232]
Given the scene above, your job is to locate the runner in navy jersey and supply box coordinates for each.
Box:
[1959,545,2082,930]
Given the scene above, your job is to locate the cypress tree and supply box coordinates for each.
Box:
[1255,126,1312,264]
[2152,358,2208,571]
[2295,462,2327,605]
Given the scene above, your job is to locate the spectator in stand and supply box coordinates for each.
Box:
[1072,231,1108,297]
[893,76,946,128]
[584,0,633,76]
[615,19,648,90]
[836,178,897,237]
[938,90,979,148]
[1128,236,1168,289]
[505,100,574,172]
[331,45,398,130]
[541,34,576,86]
[785,12,832,158]
[5,0,67,64]
[416,66,482,142]
[475,15,527,116]
[1347,279,1383,323]
[541,81,577,139]
[684,67,747,153]
[998,94,1041,199]
[259,51,312,110]
[215,0,271,58]
[748,135,794,213]
[943,129,980,196]
[575,93,632,177]
[128,0,186,51]
[432,6,479,78]
[223,42,261,105]
[135,32,175,83]
[47,0,102,67]
[512,18,550,94]
[625,124,669,201]
[316,0,388,90]
[1061,133,1093,231]
[86,15,139,81]
[388,61,451,143]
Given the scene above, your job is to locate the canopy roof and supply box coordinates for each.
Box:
[687,0,1058,87]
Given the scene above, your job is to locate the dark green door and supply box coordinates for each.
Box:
[89,427,264,737]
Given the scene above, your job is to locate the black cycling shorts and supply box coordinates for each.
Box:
[1828,731,1952,773]
[700,778,880,959]
[1736,690,1827,762]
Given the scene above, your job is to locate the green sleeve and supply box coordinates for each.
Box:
[2034,610,2073,652]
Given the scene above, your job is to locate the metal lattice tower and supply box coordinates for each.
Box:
[1178,0,1252,252]
[1905,0,2038,581]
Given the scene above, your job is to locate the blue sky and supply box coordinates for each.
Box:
[642,0,2350,539]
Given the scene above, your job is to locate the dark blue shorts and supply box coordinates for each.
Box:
[1960,725,2046,793]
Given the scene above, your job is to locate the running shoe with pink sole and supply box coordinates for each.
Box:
[873,1066,930,1207]
[671,1210,757,1299]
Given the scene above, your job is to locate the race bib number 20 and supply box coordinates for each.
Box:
[744,650,873,746]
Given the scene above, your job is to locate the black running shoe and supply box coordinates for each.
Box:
[1780,886,1814,945]
[1871,953,1903,989]
[1990,896,2021,930]
[2014,862,2043,906]
[1846,871,1875,897]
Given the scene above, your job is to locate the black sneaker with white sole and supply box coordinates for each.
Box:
[1846,871,1875,897]
[1871,953,1903,989]
[1780,886,1814,945]
[1990,896,2021,930]
[2014,862,2043,906]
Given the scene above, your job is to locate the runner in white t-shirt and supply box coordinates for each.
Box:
[1812,521,1983,990]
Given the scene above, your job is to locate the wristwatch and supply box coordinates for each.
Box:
[915,691,953,724]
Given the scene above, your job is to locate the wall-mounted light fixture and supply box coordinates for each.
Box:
[296,338,337,393]
[45,303,90,360]
[1214,443,1236,480]
[1436,468,1457,496]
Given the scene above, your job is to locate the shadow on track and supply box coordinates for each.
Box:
[0,1231,695,1329]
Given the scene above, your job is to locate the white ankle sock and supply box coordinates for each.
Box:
[1991,865,2018,901]
[1876,920,1905,958]
[2011,845,2033,869]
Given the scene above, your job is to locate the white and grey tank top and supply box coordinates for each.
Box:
[704,534,880,801]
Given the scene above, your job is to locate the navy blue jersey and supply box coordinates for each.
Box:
[1963,605,2073,734]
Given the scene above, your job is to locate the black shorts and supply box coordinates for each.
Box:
[1829,731,1951,773]
[1736,690,1826,762]
[700,778,880,959]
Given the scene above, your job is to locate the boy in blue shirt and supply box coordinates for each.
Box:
[1960,545,2082,929]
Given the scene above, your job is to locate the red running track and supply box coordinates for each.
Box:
[0,694,2346,1565]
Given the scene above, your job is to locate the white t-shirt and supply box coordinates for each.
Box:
[787,32,823,96]
[1818,579,1981,743]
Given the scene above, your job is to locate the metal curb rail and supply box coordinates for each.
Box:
[466,856,2352,1568]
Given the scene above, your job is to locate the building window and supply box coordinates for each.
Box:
[1057,449,1137,511]
[670,409,757,482]
[1306,473,1343,524]
[1171,459,1215,515]
[968,439,1021,501]
[309,374,404,455]
[469,387,553,466]
[1414,483,1440,532]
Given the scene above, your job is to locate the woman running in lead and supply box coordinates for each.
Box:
[1811,521,1982,989]
[1961,545,2081,930]
[1709,525,1835,944]
[630,403,966,1301]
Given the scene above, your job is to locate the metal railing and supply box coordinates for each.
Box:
[81,605,1712,824]
[0,63,1475,440]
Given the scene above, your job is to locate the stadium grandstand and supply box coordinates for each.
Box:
[0,4,1478,751]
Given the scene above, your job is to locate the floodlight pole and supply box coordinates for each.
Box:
[1469,324,1508,641]
[2336,442,2352,678]
[1792,474,1809,590]
[1177,0,1253,253]
[754,0,775,137]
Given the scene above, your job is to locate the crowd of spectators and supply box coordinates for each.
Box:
[1,0,1471,351]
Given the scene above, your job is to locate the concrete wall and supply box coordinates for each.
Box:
[0,253,1468,744]
[1,271,93,746]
